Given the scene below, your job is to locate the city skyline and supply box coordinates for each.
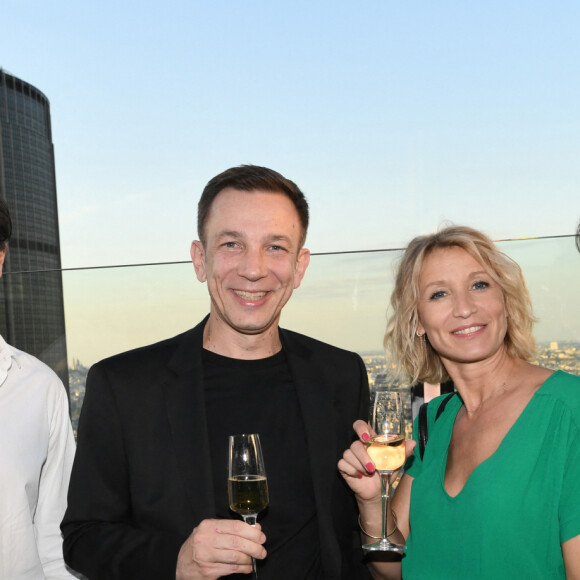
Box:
[68,339,580,433]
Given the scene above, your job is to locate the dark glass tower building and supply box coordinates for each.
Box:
[0,70,68,388]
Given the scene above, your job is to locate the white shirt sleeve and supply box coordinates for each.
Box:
[34,378,81,579]
[0,335,82,580]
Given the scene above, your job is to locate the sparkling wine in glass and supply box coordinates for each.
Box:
[362,390,406,553]
[228,434,269,577]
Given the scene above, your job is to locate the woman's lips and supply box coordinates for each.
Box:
[451,325,485,335]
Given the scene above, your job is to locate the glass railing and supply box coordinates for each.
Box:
[6,234,580,432]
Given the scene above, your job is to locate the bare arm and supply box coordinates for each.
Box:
[338,420,415,580]
[563,535,580,580]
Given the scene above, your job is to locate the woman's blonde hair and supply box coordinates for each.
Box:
[384,225,536,384]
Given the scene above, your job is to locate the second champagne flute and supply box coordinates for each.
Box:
[362,390,406,553]
[228,433,269,578]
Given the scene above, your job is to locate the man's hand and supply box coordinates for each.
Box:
[176,518,267,579]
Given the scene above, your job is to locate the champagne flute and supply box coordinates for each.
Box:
[362,390,406,553]
[228,433,269,578]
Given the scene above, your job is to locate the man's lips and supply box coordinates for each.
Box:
[451,325,486,335]
[233,290,268,300]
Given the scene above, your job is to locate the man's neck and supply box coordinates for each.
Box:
[202,317,282,360]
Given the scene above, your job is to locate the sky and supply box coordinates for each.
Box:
[2,1,579,363]
[2,0,579,270]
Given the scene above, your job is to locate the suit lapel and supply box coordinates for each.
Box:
[281,329,342,577]
[161,318,215,520]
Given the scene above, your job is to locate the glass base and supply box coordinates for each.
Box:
[362,539,406,553]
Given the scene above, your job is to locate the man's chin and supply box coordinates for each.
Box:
[234,321,278,336]
[212,313,281,337]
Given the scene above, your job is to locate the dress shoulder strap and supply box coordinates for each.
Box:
[418,392,455,460]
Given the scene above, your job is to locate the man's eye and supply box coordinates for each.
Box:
[269,244,288,252]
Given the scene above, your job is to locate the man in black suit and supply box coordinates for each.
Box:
[62,165,371,579]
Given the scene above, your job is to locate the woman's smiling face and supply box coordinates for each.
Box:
[417,246,508,367]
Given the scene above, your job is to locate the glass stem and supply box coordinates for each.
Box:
[380,472,390,542]
[242,515,258,578]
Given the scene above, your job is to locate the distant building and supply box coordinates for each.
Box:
[68,359,88,434]
[0,70,68,388]
[373,373,389,390]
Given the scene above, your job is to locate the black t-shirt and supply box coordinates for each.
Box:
[203,348,324,579]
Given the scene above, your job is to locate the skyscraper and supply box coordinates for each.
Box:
[0,70,68,388]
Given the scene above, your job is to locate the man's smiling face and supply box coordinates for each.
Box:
[191,187,310,340]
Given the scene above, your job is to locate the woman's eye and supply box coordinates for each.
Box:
[429,290,446,300]
[473,280,490,290]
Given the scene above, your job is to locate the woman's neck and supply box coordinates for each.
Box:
[444,351,526,415]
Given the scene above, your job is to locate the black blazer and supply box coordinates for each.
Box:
[62,318,371,579]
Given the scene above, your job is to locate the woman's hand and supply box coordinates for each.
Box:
[339,420,415,580]
[338,420,381,502]
[338,420,416,502]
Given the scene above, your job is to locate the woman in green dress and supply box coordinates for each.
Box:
[339,225,580,580]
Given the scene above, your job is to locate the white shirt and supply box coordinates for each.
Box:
[0,335,79,579]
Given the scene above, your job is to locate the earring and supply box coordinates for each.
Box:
[416,330,426,358]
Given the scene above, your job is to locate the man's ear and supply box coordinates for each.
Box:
[293,248,310,289]
[191,241,207,283]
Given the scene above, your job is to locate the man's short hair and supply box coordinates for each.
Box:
[197,165,309,247]
[0,198,12,251]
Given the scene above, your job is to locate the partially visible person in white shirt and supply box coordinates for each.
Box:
[0,199,80,579]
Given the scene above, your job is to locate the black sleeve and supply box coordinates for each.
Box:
[351,354,373,579]
[61,363,183,580]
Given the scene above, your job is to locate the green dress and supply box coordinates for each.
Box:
[404,370,580,579]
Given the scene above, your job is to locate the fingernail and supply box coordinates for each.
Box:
[366,462,375,473]
[357,471,363,479]
[361,433,370,443]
